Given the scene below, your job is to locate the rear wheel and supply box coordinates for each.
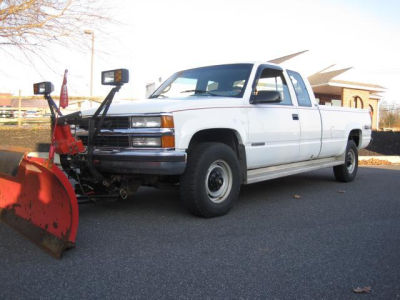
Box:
[333,140,358,182]
[180,142,241,218]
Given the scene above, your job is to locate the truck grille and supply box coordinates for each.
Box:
[78,136,130,148]
[78,117,130,130]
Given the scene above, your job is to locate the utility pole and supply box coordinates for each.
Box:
[18,90,22,127]
[84,30,94,107]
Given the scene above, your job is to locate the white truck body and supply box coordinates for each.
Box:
[81,62,371,182]
[75,62,371,216]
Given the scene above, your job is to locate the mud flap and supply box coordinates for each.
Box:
[0,150,79,258]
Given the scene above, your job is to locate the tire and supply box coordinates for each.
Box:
[333,140,358,182]
[180,142,241,218]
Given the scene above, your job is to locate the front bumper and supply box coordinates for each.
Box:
[91,148,187,175]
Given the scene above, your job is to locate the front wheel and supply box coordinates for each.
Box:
[333,140,358,182]
[180,142,241,218]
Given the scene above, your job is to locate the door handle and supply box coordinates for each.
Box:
[292,114,299,120]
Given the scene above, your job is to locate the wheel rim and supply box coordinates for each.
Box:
[346,148,356,174]
[205,160,233,204]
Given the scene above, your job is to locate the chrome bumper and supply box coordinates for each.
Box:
[72,114,184,175]
[91,148,187,175]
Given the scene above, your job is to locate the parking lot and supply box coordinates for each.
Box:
[1,166,399,299]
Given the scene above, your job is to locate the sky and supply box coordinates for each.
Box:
[1,0,399,105]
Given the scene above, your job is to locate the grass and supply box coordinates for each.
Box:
[0,125,51,151]
[0,117,50,126]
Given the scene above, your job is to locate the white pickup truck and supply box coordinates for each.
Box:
[68,62,372,217]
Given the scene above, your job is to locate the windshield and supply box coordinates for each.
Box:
[150,63,253,99]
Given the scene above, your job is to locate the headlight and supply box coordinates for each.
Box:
[131,116,161,128]
[131,137,161,147]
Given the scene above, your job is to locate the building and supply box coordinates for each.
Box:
[0,95,99,119]
[0,93,12,106]
[308,67,384,129]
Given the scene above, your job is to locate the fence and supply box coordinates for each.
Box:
[366,131,400,155]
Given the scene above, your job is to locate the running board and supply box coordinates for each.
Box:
[246,156,345,184]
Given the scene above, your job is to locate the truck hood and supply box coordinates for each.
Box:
[80,96,245,116]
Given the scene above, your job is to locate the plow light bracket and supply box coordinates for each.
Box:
[101,69,129,86]
[33,81,54,95]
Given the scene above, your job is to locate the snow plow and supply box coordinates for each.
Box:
[0,69,129,258]
[0,150,79,258]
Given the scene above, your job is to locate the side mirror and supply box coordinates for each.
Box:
[101,69,129,86]
[250,90,282,104]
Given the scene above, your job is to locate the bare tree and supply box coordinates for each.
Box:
[379,105,400,129]
[0,0,109,56]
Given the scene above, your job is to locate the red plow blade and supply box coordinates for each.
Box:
[0,149,79,258]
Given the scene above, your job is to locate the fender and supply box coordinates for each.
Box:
[343,110,371,152]
[173,106,248,150]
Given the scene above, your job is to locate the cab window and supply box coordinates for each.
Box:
[254,68,292,105]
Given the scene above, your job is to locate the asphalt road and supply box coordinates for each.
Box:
[1,166,399,299]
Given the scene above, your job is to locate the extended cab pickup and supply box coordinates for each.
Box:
[70,62,372,217]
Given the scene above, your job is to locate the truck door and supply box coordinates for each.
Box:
[287,70,322,161]
[247,65,301,169]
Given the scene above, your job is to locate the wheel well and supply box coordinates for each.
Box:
[188,129,247,182]
[348,129,361,147]
[189,129,239,150]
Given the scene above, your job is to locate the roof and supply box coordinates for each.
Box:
[0,93,12,98]
[330,79,385,90]
[0,99,12,106]
[308,66,386,94]
[308,67,352,86]
[11,99,49,108]
[268,50,309,64]
[369,94,383,100]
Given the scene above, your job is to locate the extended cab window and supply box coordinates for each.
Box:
[287,70,312,107]
[254,68,292,105]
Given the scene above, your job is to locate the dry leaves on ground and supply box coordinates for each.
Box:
[353,286,372,294]
[359,158,392,165]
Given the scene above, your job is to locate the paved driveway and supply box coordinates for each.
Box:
[1,166,399,299]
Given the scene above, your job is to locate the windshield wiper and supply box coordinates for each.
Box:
[180,89,218,96]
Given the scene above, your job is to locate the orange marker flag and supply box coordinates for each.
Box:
[60,69,68,109]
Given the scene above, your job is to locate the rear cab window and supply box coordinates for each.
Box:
[287,70,312,107]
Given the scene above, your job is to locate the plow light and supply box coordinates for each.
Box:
[101,69,129,86]
[33,82,54,95]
